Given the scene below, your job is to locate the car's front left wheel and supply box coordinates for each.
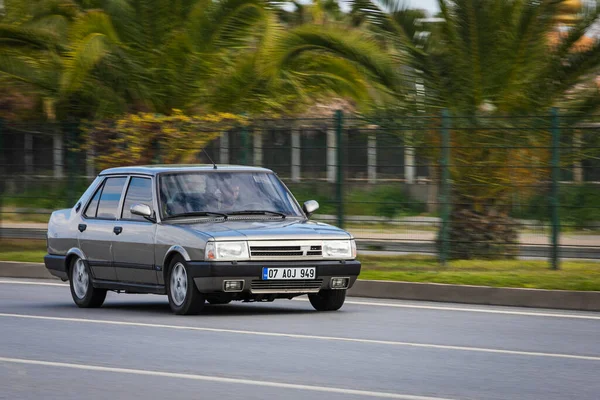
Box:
[69,257,106,308]
[308,289,346,311]
[167,256,205,315]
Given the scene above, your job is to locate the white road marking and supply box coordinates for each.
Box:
[1,313,599,362]
[2,278,599,321]
[293,298,600,320]
[0,356,454,400]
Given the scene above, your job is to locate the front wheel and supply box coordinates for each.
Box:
[167,256,205,315]
[308,289,346,311]
[69,257,106,308]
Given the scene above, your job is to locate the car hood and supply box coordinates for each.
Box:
[172,218,352,241]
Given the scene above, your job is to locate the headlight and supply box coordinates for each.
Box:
[205,241,249,261]
[323,240,355,259]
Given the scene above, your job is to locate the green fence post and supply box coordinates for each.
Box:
[439,109,451,266]
[550,108,561,270]
[65,118,77,207]
[240,122,249,165]
[335,110,344,229]
[153,139,162,164]
[0,118,4,240]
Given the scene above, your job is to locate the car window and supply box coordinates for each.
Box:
[159,172,303,218]
[96,177,127,219]
[83,181,104,218]
[121,177,153,221]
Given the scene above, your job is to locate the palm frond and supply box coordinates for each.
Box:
[188,0,277,52]
[265,25,399,96]
[0,24,64,51]
[61,32,110,93]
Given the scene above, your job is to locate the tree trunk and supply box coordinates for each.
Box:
[444,205,520,260]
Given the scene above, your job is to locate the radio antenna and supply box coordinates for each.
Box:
[201,148,217,169]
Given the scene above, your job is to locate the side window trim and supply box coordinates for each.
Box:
[119,175,154,222]
[82,177,106,219]
[116,176,132,221]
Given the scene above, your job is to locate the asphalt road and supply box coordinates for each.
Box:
[0,279,599,400]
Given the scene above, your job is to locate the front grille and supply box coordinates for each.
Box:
[251,279,323,294]
[252,251,304,257]
[252,246,301,251]
[249,244,323,258]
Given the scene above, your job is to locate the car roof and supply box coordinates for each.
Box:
[99,164,273,177]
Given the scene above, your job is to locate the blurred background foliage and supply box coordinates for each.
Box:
[2,0,600,260]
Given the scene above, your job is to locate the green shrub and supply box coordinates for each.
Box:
[511,183,600,227]
[288,183,425,217]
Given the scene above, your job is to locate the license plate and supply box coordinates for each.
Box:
[262,267,316,280]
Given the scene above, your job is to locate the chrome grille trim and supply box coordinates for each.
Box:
[250,279,323,294]
[248,240,324,260]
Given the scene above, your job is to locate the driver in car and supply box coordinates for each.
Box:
[213,174,241,210]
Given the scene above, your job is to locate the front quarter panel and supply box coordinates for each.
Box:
[155,224,212,285]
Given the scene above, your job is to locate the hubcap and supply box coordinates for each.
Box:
[72,259,89,299]
[170,262,188,307]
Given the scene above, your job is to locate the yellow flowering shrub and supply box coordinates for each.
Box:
[84,110,246,170]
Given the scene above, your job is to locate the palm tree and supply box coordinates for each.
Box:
[0,0,400,119]
[351,0,600,259]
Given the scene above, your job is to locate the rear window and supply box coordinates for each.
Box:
[96,177,127,219]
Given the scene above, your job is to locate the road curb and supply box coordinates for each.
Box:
[2,262,599,311]
[0,261,56,280]
[348,280,600,311]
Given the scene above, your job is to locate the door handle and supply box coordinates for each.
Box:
[113,226,123,235]
[78,224,87,232]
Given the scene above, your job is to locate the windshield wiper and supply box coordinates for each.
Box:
[164,211,228,220]
[227,210,286,218]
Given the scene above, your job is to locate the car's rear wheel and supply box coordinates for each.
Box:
[308,289,346,311]
[167,256,205,315]
[69,257,106,308]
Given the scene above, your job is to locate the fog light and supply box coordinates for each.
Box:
[331,277,349,289]
[224,280,244,292]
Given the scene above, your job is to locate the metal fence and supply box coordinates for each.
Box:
[1,110,599,265]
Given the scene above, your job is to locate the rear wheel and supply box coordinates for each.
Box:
[69,257,106,308]
[167,256,205,315]
[308,289,346,311]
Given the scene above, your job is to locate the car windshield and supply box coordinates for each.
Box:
[159,171,304,219]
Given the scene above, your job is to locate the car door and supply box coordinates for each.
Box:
[112,176,158,285]
[78,176,128,281]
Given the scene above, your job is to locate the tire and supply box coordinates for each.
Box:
[69,257,106,308]
[308,289,346,311]
[167,256,205,315]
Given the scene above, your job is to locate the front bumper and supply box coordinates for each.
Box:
[188,260,361,294]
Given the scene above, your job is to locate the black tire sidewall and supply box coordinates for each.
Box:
[167,256,204,315]
[308,289,346,311]
[69,257,104,308]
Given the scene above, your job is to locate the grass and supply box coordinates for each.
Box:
[359,255,600,291]
[1,239,599,291]
[0,239,47,263]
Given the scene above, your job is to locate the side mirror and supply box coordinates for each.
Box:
[130,203,154,221]
[303,200,319,218]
